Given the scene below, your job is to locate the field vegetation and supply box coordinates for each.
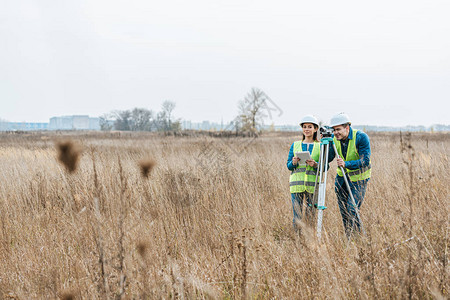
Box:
[0,131,448,299]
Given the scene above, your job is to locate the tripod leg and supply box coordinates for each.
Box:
[331,143,366,236]
[316,143,330,241]
[312,143,324,207]
[316,181,327,240]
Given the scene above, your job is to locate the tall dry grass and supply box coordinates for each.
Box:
[0,131,448,299]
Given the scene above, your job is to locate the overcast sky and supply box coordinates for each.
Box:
[1,0,449,126]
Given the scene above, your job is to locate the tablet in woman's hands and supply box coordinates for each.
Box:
[295,151,312,166]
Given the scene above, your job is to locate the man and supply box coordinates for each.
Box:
[328,113,371,238]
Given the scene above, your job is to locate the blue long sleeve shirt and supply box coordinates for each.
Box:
[286,142,316,171]
[328,127,371,173]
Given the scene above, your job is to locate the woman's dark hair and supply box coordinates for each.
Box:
[301,123,319,142]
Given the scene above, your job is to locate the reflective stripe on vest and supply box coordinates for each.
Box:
[347,164,372,177]
[333,129,372,182]
[291,167,317,176]
[290,181,316,187]
[289,141,320,193]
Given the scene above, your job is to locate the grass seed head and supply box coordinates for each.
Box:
[57,140,82,173]
[137,241,149,258]
[60,291,75,300]
[139,159,156,178]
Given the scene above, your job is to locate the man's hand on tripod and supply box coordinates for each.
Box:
[337,157,346,168]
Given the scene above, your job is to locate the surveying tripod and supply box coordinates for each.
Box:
[313,134,365,241]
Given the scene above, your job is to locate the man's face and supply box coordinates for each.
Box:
[333,124,350,140]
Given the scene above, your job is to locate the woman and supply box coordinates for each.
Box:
[286,115,320,230]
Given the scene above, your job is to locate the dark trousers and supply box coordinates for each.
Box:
[291,192,314,229]
[335,176,368,237]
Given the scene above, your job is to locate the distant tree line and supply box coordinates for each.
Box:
[100,100,181,132]
[98,88,276,136]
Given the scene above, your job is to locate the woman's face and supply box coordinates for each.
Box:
[302,123,317,138]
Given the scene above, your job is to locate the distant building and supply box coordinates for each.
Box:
[271,125,299,131]
[49,115,100,130]
[49,116,73,130]
[89,117,100,130]
[2,122,49,131]
[72,115,90,129]
[181,120,229,131]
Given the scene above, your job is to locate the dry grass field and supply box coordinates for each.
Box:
[0,131,448,299]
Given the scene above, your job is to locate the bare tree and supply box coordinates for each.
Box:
[156,101,180,131]
[113,110,132,131]
[162,100,176,130]
[238,87,268,136]
[99,114,113,131]
[131,108,154,131]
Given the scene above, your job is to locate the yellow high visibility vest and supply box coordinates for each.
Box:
[289,141,320,193]
[334,129,371,182]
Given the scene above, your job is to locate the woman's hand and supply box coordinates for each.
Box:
[292,157,300,165]
[306,159,317,168]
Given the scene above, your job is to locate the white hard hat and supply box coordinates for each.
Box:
[330,113,351,127]
[299,115,319,127]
